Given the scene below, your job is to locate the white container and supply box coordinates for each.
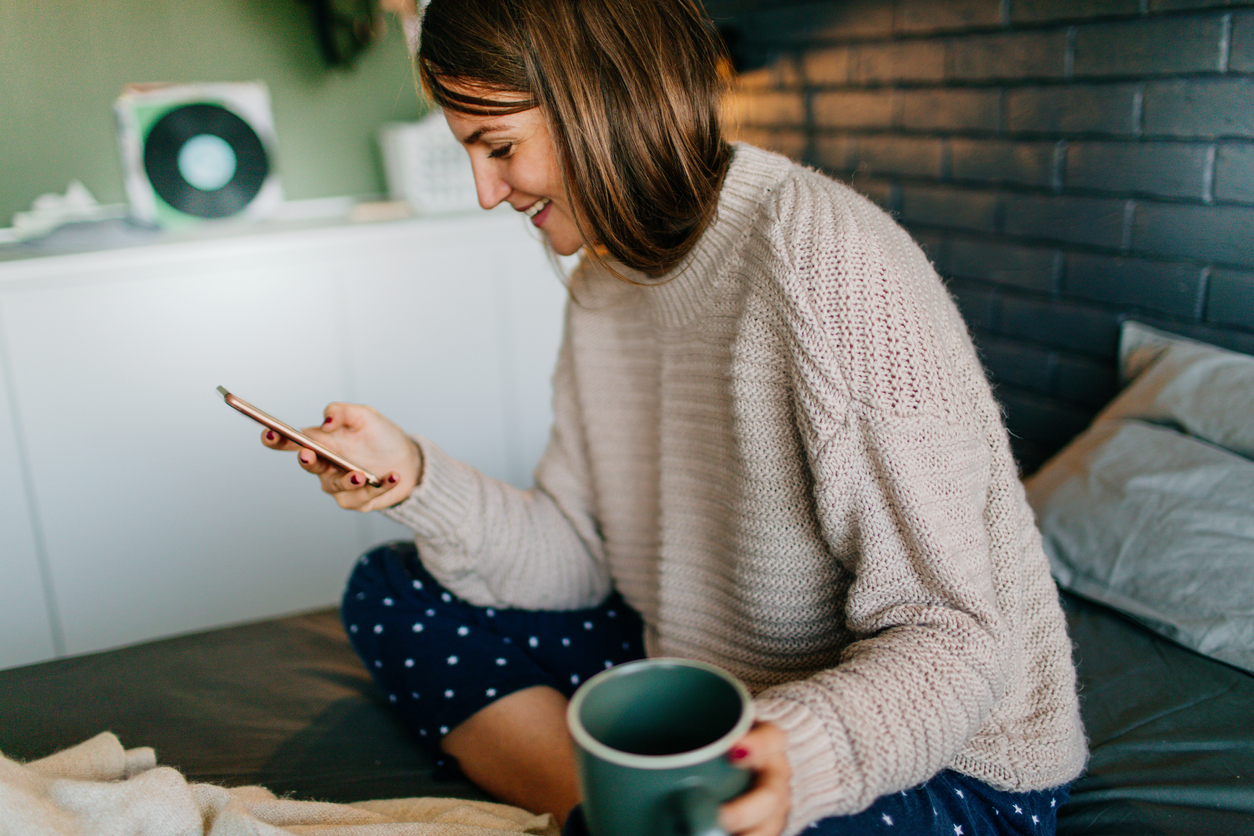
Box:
[379,113,480,216]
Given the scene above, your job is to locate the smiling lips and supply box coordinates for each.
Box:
[523,198,551,224]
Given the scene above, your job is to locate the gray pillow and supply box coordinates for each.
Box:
[1109,321,1254,458]
[1025,322,1254,673]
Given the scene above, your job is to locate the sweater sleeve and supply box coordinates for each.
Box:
[750,172,1021,831]
[754,411,1012,830]
[382,311,614,611]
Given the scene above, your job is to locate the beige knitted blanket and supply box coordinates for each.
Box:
[0,732,558,836]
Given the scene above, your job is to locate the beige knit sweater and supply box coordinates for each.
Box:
[385,144,1087,834]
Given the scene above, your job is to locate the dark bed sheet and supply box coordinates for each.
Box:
[1059,592,1254,835]
[1,592,1251,834]
[0,607,488,805]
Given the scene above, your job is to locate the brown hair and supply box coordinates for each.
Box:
[417,0,733,279]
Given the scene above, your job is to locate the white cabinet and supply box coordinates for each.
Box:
[0,211,566,666]
[0,342,57,669]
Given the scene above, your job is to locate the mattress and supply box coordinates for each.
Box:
[1,591,1250,833]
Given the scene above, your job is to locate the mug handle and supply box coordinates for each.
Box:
[661,781,725,836]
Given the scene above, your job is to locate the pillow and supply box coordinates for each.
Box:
[1025,322,1254,673]
[1027,419,1254,672]
[1106,321,1254,459]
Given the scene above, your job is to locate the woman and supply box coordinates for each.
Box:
[264,1,1087,834]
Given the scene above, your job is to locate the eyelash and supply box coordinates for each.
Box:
[487,143,513,160]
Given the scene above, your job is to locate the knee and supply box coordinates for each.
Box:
[342,540,416,616]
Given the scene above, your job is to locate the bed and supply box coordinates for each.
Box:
[1,321,1252,834]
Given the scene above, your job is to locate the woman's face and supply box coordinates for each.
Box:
[442,91,584,256]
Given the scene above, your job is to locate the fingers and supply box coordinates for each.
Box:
[262,401,419,512]
[298,446,405,511]
[295,445,328,474]
[261,429,299,451]
[719,722,791,836]
[328,471,408,512]
[295,445,358,490]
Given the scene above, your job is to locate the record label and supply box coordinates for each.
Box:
[143,103,270,219]
[178,134,237,191]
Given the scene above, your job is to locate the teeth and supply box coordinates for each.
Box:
[524,199,550,218]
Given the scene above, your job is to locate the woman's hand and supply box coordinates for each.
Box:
[719,721,792,836]
[261,402,422,512]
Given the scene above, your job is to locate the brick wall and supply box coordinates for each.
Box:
[714,0,1254,474]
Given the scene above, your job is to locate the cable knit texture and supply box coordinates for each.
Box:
[385,144,1087,834]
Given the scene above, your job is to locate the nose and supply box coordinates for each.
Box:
[468,157,510,211]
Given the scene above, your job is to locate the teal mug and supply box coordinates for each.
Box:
[566,658,754,836]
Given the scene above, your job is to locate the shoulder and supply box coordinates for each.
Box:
[724,144,894,239]
[726,145,975,418]
[723,146,935,304]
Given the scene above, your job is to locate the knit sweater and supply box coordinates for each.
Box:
[385,144,1088,834]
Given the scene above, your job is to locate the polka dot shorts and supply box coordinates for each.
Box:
[798,770,1070,836]
[563,769,1069,836]
[341,540,646,748]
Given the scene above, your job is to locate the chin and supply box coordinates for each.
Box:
[544,229,584,257]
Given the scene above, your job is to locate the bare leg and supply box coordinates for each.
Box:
[440,685,580,826]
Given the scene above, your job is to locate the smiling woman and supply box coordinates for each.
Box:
[440,96,585,257]
[416,0,732,278]
[262,2,1088,834]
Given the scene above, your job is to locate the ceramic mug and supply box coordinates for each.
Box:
[566,657,754,836]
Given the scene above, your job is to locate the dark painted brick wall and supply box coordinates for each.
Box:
[715,0,1254,474]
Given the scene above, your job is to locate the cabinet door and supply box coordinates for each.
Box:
[337,214,567,545]
[0,213,568,661]
[1,240,365,657]
[487,230,570,487]
[0,333,57,670]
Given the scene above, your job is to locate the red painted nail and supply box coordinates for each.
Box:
[266,431,276,441]
[350,474,362,486]
[324,416,333,425]
[730,747,750,762]
[387,473,399,484]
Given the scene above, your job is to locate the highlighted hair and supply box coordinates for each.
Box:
[418,0,733,279]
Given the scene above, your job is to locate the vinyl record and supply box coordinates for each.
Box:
[143,103,270,219]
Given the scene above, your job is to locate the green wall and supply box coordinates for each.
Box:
[0,0,430,225]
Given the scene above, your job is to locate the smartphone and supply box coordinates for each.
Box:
[217,386,383,487]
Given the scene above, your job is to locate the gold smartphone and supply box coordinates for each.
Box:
[217,386,383,487]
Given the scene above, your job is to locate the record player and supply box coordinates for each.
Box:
[115,82,283,228]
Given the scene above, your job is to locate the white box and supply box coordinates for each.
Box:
[380,113,480,216]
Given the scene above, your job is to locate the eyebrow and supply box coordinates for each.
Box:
[462,124,510,145]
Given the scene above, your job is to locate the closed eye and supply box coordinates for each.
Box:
[487,143,513,160]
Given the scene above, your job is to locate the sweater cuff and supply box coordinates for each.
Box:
[381,435,479,549]
[752,693,861,835]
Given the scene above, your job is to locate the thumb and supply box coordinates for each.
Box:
[320,401,358,432]
[729,722,788,769]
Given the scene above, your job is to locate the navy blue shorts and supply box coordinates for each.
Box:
[341,540,646,745]
[564,771,1068,836]
[798,770,1069,835]
[343,541,1069,834]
